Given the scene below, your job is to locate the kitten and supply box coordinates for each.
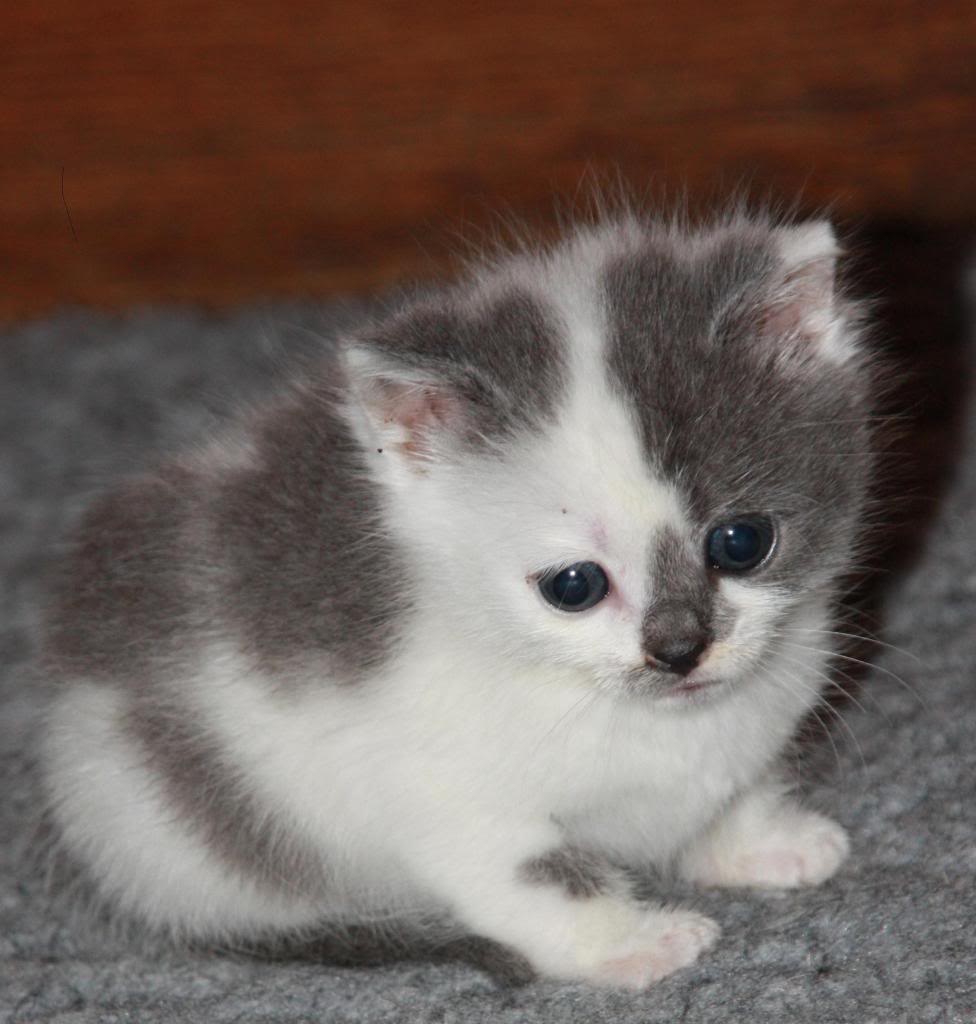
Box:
[40,209,874,988]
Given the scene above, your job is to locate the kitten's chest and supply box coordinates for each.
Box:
[386,656,811,858]
[521,683,806,857]
[556,725,746,858]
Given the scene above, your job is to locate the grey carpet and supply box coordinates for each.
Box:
[2,298,974,1024]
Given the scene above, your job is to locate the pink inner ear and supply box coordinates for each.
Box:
[388,385,452,429]
[761,296,814,342]
[762,257,835,343]
[377,379,463,459]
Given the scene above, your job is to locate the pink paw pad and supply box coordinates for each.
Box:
[590,912,720,989]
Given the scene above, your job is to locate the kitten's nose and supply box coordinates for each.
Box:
[648,638,708,676]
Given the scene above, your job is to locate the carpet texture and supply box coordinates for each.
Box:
[1,299,974,1024]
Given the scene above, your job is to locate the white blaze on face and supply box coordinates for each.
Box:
[412,256,692,681]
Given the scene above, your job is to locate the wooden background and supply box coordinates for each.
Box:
[2,0,974,674]
[3,0,973,321]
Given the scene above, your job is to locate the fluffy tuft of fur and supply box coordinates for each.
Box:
[40,207,878,987]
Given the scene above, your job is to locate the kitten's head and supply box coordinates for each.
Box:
[343,213,874,701]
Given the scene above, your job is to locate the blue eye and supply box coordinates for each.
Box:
[706,517,775,573]
[538,562,610,612]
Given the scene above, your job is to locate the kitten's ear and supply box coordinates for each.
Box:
[766,220,852,363]
[342,345,466,464]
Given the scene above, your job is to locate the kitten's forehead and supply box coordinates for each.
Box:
[601,232,776,348]
[499,251,691,605]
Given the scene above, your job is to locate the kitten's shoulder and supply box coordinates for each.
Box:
[44,356,407,687]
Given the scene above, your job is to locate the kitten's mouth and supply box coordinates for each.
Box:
[622,659,729,700]
[663,675,728,702]
[622,665,730,702]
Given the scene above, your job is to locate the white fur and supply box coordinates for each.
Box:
[43,683,325,936]
[44,222,855,987]
[777,221,838,269]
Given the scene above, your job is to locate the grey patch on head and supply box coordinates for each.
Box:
[603,226,873,596]
[214,360,409,681]
[43,467,207,682]
[357,286,568,444]
[125,696,328,898]
[520,845,608,899]
[642,526,715,655]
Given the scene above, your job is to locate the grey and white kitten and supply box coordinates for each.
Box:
[41,210,874,988]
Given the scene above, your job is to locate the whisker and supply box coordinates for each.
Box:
[530,685,601,763]
[764,658,867,772]
[778,638,926,710]
[789,625,921,664]
[773,646,877,723]
[764,662,849,770]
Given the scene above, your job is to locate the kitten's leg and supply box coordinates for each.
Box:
[678,780,849,889]
[419,826,719,988]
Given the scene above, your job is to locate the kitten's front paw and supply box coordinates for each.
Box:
[583,909,720,989]
[686,809,849,889]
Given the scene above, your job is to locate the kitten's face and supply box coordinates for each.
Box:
[424,383,861,702]
[348,216,872,701]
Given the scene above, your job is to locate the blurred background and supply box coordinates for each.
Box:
[4,0,973,320]
[6,0,973,551]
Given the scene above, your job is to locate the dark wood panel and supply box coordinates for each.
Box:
[2,0,973,319]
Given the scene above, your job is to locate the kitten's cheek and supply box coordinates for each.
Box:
[697,641,733,672]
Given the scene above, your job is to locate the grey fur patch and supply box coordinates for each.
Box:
[214,364,407,680]
[43,467,205,681]
[642,527,715,656]
[603,228,873,595]
[357,286,567,444]
[433,935,536,985]
[46,349,408,686]
[520,846,607,899]
[243,924,536,986]
[125,696,327,897]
